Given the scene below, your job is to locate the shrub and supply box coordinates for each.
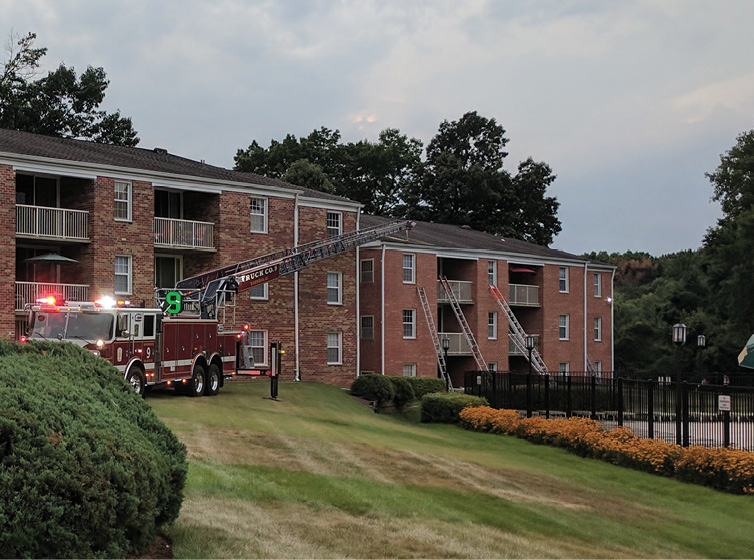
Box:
[350,374,395,408]
[403,377,447,399]
[386,376,416,410]
[0,341,187,558]
[420,392,488,423]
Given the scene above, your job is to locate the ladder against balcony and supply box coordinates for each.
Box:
[417,287,453,390]
[439,276,488,373]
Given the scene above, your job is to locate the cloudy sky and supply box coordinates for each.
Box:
[3,0,754,255]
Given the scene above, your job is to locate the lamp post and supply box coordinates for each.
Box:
[442,337,450,392]
[672,323,687,446]
[525,334,536,418]
[524,334,536,377]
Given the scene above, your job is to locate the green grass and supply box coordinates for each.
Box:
[149,380,754,558]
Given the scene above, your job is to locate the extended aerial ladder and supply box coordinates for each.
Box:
[159,219,415,319]
[417,287,453,390]
[488,284,548,375]
[439,276,489,373]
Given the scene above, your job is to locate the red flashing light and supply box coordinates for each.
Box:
[19,336,27,344]
[37,296,56,306]
[242,323,250,331]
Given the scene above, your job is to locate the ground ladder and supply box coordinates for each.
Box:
[439,276,489,373]
[488,284,548,375]
[417,287,453,390]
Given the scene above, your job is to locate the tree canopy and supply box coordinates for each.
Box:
[235,111,561,245]
[0,31,138,145]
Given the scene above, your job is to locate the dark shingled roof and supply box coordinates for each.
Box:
[360,214,593,263]
[0,128,354,204]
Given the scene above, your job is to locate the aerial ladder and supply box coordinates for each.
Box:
[158,220,415,319]
[439,276,489,373]
[417,287,453,390]
[488,284,548,375]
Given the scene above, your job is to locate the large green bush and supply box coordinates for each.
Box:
[400,376,447,399]
[350,374,395,408]
[385,376,416,410]
[420,392,489,423]
[0,341,187,558]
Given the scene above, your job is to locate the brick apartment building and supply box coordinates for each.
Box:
[0,128,363,385]
[358,215,615,388]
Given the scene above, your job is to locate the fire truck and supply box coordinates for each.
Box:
[23,220,414,397]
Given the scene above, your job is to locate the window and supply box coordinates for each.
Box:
[114,181,132,221]
[488,261,497,286]
[488,362,497,372]
[114,255,132,295]
[402,363,417,377]
[402,309,416,339]
[559,314,569,340]
[16,174,58,206]
[360,259,374,283]
[154,189,182,219]
[155,255,182,289]
[594,361,602,377]
[559,362,570,374]
[250,282,268,300]
[326,212,342,237]
[361,316,374,340]
[488,311,497,340]
[327,332,342,364]
[594,273,602,297]
[559,267,568,293]
[594,316,602,341]
[402,254,415,283]
[250,197,268,233]
[327,272,342,304]
[250,330,267,366]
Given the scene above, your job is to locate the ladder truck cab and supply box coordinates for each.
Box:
[23,220,415,397]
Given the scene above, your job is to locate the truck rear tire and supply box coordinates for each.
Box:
[189,364,205,397]
[126,367,146,397]
[205,363,221,396]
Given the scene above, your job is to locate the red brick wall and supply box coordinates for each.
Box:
[358,247,382,373]
[541,264,586,372]
[586,268,613,372]
[0,165,16,339]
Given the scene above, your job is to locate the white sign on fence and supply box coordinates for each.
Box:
[718,395,731,412]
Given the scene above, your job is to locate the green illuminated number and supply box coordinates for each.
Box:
[166,291,182,314]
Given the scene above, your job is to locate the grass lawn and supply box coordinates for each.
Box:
[149,380,754,559]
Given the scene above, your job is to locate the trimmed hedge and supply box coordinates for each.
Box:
[0,341,187,558]
[420,392,489,423]
[350,374,395,408]
[385,376,416,410]
[397,376,447,399]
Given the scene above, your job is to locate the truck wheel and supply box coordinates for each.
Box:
[126,367,146,397]
[205,363,221,396]
[189,364,206,397]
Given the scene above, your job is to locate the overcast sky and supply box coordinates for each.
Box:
[4,0,754,256]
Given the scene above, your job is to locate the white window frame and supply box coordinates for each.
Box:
[488,362,497,372]
[250,197,268,233]
[250,282,268,300]
[326,211,342,237]
[559,362,570,374]
[360,259,374,283]
[488,311,497,340]
[594,273,602,298]
[488,260,497,286]
[559,314,569,341]
[327,332,342,365]
[361,315,374,340]
[250,330,268,366]
[402,363,417,377]
[114,255,132,295]
[594,316,602,342]
[594,361,602,377]
[402,253,415,284]
[327,272,342,305]
[559,267,569,293]
[114,180,132,222]
[402,309,416,339]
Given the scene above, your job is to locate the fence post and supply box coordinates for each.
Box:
[723,386,731,448]
[566,375,572,418]
[545,374,550,419]
[647,379,654,439]
[590,376,597,420]
[526,373,532,418]
[617,378,624,426]
[675,380,682,446]
[682,381,690,448]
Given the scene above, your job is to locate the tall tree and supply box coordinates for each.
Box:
[0,31,138,145]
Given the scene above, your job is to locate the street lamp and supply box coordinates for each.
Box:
[524,334,536,377]
[672,323,686,446]
[697,334,706,349]
[442,337,450,392]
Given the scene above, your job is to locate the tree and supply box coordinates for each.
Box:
[706,130,754,224]
[0,31,138,145]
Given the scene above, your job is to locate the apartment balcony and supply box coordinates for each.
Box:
[154,217,215,251]
[509,334,540,356]
[15,282,89,312]
[508,283,540,307]
[437,280,474,304]
[438,332,472,356]
[16,205,89,242]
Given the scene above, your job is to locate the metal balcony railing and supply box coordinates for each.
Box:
[437,280,473,304]
[508,283,540,306]
[509,334,540,355]
[438,332,472,356]
[154,217,214,250]
[15,282,89,312]
[16,205,89,241]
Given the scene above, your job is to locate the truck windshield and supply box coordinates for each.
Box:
[30,311,114,342]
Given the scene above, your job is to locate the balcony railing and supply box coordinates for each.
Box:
[508,283,540,306]
[16,205,89,241]
[509,334,540,356]
[15,282,89,312]
[154,217,214,250]
[438,332,472,356]
[437,280,473,304]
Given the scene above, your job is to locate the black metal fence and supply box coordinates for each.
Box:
[464,371,754,450]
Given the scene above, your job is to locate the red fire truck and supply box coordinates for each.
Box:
[23,220,414,397]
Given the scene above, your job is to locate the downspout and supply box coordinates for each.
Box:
[355,213,361,378]
[584,262,588,372]
[294,193,300,381]
[381,243,386,376]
